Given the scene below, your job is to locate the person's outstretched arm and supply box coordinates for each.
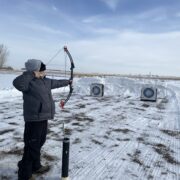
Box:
[49,79,70,89]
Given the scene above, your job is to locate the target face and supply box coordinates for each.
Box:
[143,88,154,98]
[90,83,104,97]
[92,86,101,96]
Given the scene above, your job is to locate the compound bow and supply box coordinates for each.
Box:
[59,46,75,109]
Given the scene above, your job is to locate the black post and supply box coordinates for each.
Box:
[62,137,70,180]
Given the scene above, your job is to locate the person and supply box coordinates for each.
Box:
[13,59,71,180]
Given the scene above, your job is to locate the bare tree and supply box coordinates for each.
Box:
[0,44,9,68]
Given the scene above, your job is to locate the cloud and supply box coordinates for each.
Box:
[68,30,180,75]
[90,27,120,35]
[100,0,121,11]
[175,12,180,17]
[81,4,179,35]
[82,15,104,24]
[52,5,58,12]
[1,0,180,76]
[22,22,70,37]
[5,25,180,76]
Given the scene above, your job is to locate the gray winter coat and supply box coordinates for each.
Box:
[13,71,69,122]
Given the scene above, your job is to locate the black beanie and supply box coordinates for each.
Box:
[39,62,46,71]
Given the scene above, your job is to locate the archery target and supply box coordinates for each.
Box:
[140,87,157,102]
[90,83,104,97]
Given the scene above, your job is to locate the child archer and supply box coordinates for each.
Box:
[13,59,71,180]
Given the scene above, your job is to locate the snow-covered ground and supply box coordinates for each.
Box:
[0,73,180,180]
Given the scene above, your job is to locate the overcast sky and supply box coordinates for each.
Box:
[0,0,180,76]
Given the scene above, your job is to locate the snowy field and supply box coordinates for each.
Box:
[0,73,180,180]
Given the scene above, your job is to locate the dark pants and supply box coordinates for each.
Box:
[18,120,48,180]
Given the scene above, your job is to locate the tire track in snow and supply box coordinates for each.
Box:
[110,141,143,180]
[92,141,136,180]
[71,141,133,180]
[70,147,107,178]
[71,149,111,180]
[140,128,180,179]
[164,85,180,179]
[165,85,180,130]
[145,130,168,179]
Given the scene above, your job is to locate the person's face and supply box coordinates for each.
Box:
[39,71,46,78]
[34,71,46,79]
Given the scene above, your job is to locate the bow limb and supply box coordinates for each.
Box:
[60,46,75,109]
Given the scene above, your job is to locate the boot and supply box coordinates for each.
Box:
[18,160,33,180]
[33,165,50,174]
[18,175,35,180]
[29,175,36,180]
